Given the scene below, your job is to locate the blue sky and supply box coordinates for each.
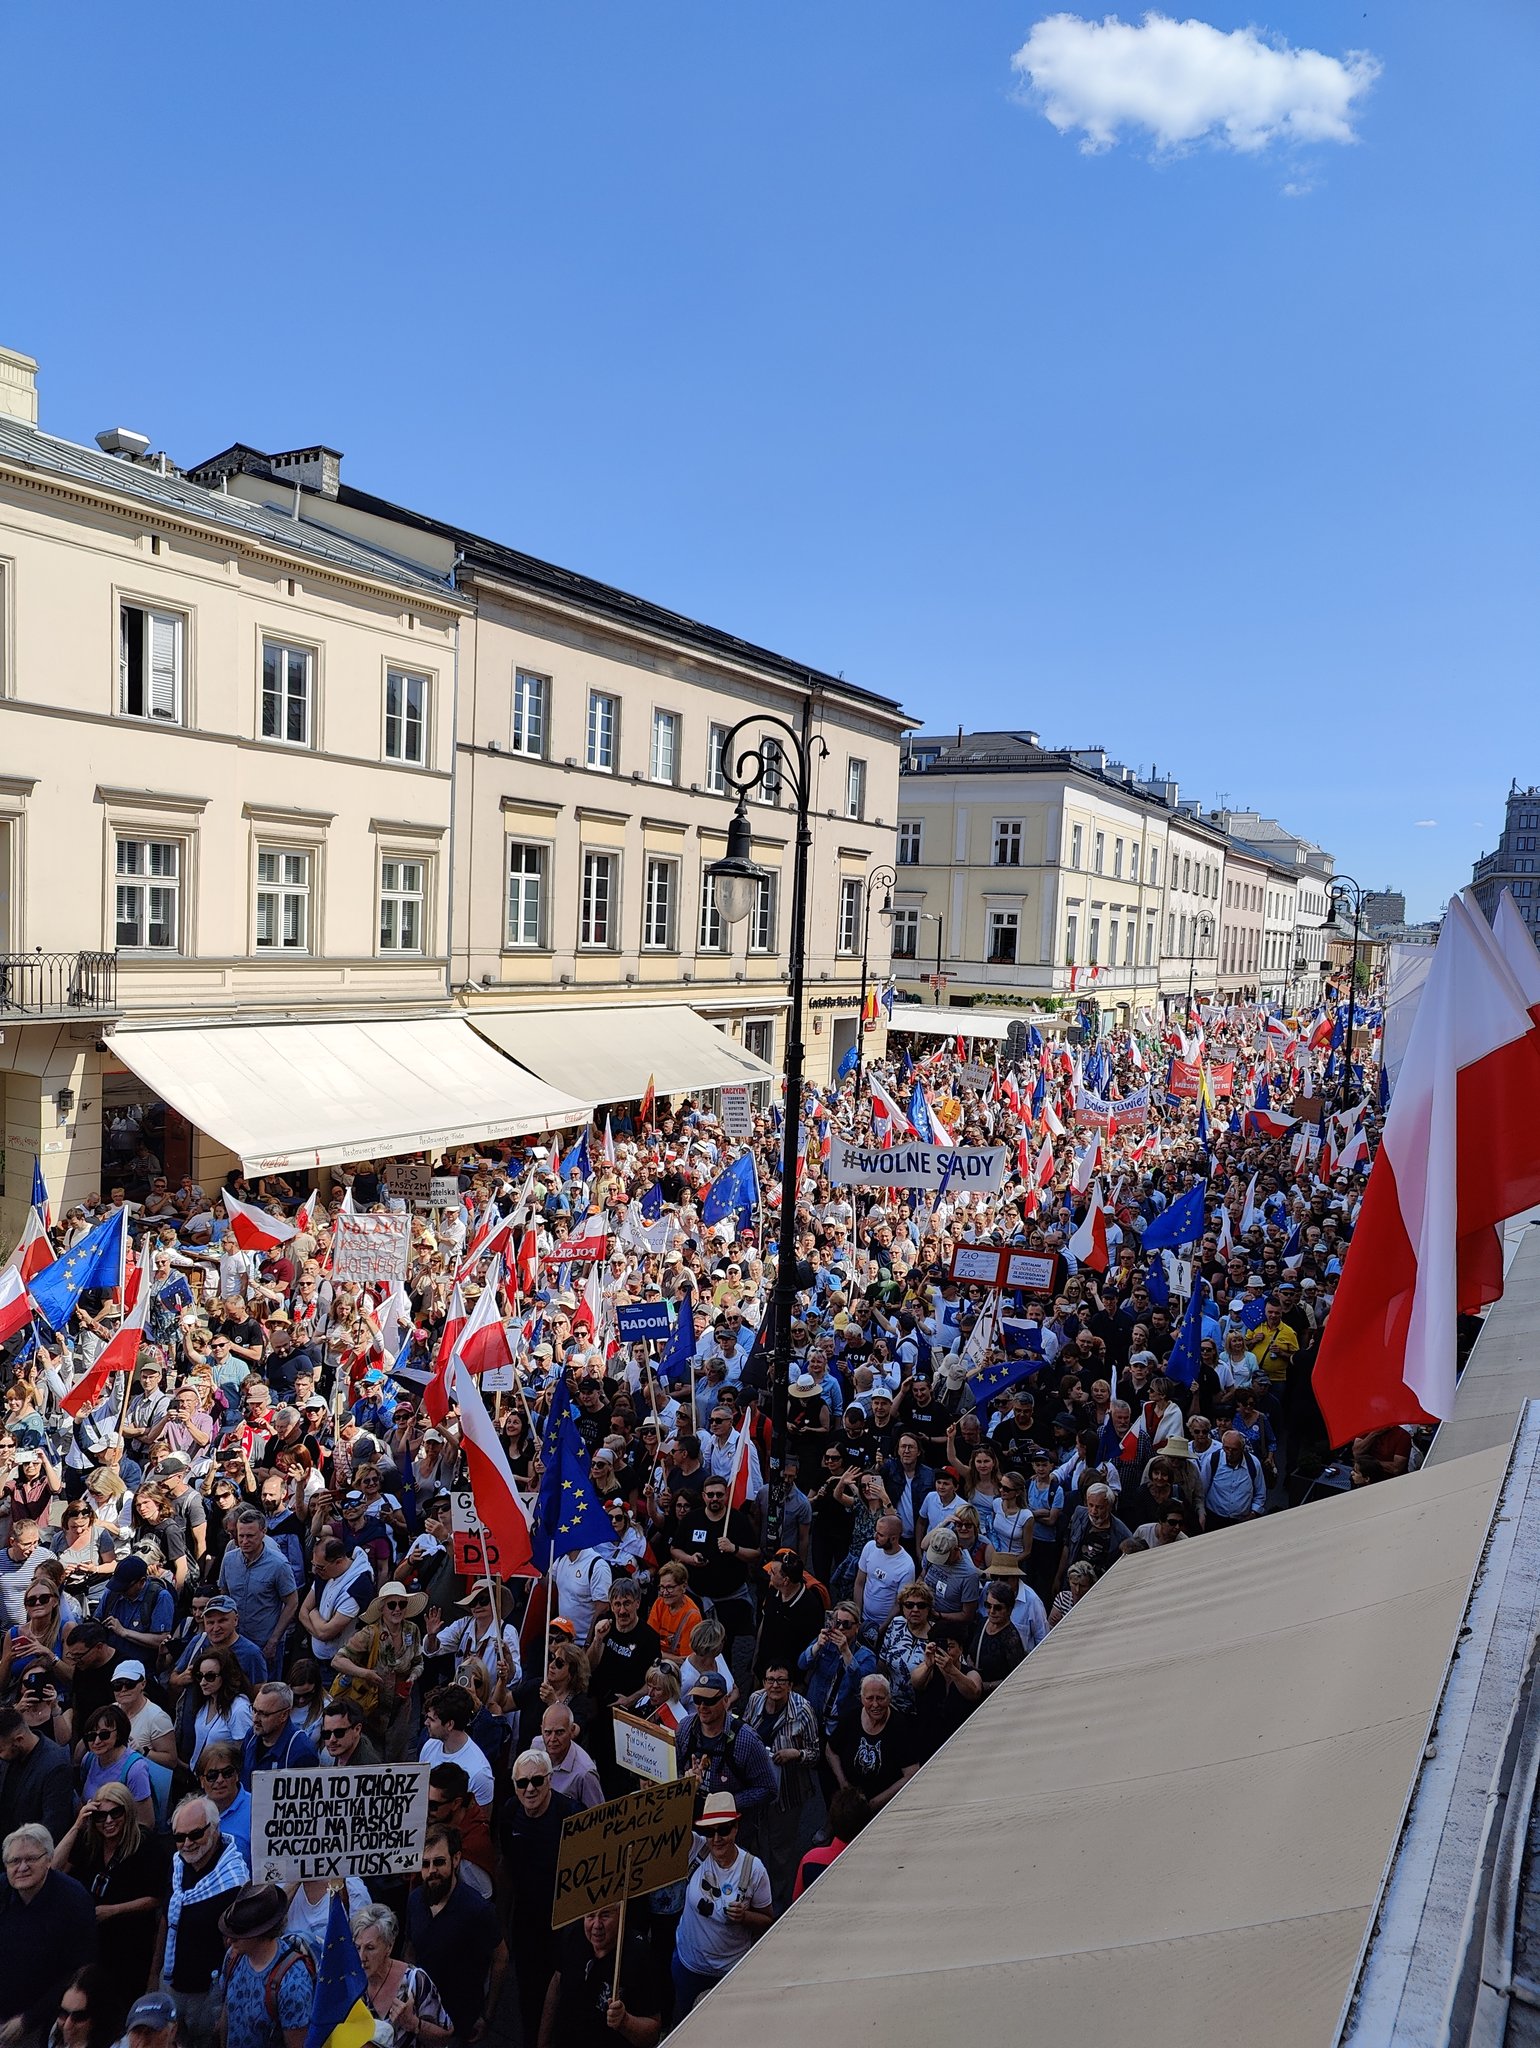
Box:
[4,1,1535,918]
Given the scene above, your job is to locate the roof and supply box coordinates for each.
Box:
[185,441,905,719]
[899,731,1231,838]
[0,419,458,602]
[669,1442,1512,2048]
[1226,833,1303,882]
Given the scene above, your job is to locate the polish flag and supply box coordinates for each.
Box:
[1313,893,1540,1441]
[448,1350,534,1574]
[222,1191,298,1254]
[61,1249,153,1417]
[1243,1109,1297,1140]
[1034,1136,1055,1188]
[3,1209,55,1287]
[296,1189,320,1234]
[1072,1130,1101,1196]
[0,1268,32,1346]
[871,1079,911,1143]
[1495,890,1540,1024]
[456,1264,516,1377]
[513,1226,539,1295]
[1016,1136,1033,1182]
[1041,1095,1065,1140]
[602,1116,617,1167]
[725,1402,759,1511]
[423,1283,468,1425]
[1239,1174,1259,1233]
[1067,1183,1109,1273]
[1216,1206,1233,1260]
[571,1261,605,1340]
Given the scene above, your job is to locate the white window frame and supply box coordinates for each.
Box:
[706,723,729,795]
[1070,824,1083,870]
[579,850,618,949]
[260,638,314,749]
[506,841,546,950]
[1113,837,1124,879]
[115,837,183,953]
[749,872,777,954]
[698,868,726,953]
[1093,831,1105,874]
[1129,843,1140,884]
[649,709,679,787]
[757,738,783,807]
[846,758,867,821]
[1149,846,1160,888]
[1065,912,1078,965]
[254,847,312,953]
[986,909,1019,964]
[511,669,548,759]
[837,878,863,957]
[992,819,1023,867]
[383,667,429,765]
[642,856,677,951]
[586,690,618,773]
[889,908,919,959]
[896,821,922,866]
[1107,917,1119,965]
[1088,916,1101,965]
[379,856,426,955]
[119,602,185,724]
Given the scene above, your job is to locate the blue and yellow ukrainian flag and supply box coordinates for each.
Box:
[305,1891,375,2048]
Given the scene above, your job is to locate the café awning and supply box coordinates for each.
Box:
[108,1016,594,1174]
[467,1002,775,1102]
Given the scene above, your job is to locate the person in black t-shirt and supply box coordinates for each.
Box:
[588,1573,661,1706]
[671,1480,757,1653]
[540,1906,661,2048]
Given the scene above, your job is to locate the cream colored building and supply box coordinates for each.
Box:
[894,734,1175,1021]
[189,446,909,1096]
[1147,788,1228,1010]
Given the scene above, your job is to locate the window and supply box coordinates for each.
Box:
[1182,858,1192,892]
[757,738,783,806]
[255,849,310,952]
[1124,922,1135,966]
[706,723,729,794]
[379,859,425,953]
[115,839,181,951]
[1113,837,1124,879]
[511,670,547,758]
[846,759,867,821]
[992,820,1023,867]
[897,821,922,866]
[261,639,312,747]
[384,668,428,764]
[837,879,862,956]
[506,843,545,949]
[1166,912,1175,952]
[1070,825,1083,870]
[1129,844,1140,884]
[579,851,617,948]
[1093,832,1105,874]
[650,709,679,785]
[1065,913,1078,964]
[586,691,618,772]
[119,604,183,723]
[1088,917,1100,965]
[1178,914,1187,955]
[744,1018,774,1064]
[987,911,1018,964]
[1107,918,1119,964]
[890,908,919,959]
[1149,847,1160,888]
[642,857,676,950]
[1144,919,1155,965]
[698,869,726,952]
[750,873,777,954]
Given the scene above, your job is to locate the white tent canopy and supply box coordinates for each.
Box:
[109,1017,594,1174]
[467,1003,775,1102]
[670,1444,1510,2048]
[883,1005,1013,1041]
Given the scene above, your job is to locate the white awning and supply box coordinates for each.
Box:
[467,1002,775,1102]
[669,1443,1510,2048]
[884,1005,1013,1041]
[109,1017,594,1174]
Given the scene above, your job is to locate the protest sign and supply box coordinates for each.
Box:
[1075,1085,1150,1126]
[615,1301,672,1344]
[384,1161,431,1201]
[548,1231,608,1267]
[1291,1094,1326,1123]
[250,1763,429,1882]
[958,1063,994,1090]
[719,1086,753,1137]
[429,1175,463,1208]
[611,1707,678,1785]
[552,1779,696,1929]
[948,1246,1061,1296]
[331,1212,410,1290]
[1207,1062,1234,1098]
[950,1245,1006,1285]
[828,1141,1007,1196]
[1167,1060,1202,1100]
[451,1489,503,1575]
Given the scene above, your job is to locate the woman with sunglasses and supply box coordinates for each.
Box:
[50,1502,118,1607]
[78,1705,155,1828]
[47,1968,110,2048]
[334,1581,428,1761]
[0,1577,70,1691]
[186,1645,253,1766]
[108,1661,178,1768]
[971,1575,1029,1696]
[52,1785,168,2034]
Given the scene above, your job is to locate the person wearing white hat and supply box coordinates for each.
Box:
[672,1792,773,2018]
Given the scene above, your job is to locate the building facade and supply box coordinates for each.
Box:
[1471,784,1540,930]
[1217,840,1268,999]
[1151,793,1228,1010]
[1209,809,1335,1007]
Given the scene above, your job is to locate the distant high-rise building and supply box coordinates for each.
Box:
[1363,889,1406,928]
[1471,784,1540,928]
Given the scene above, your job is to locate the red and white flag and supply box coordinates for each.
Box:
[456,1263,515,1378]
[1034,1135,1055,1188]
[1071,1129,1101,1196]
[725,1404,760,1511]
[1041,1094,1065,1140]
[601,1116,617,1167]
[3,1208,54,1287]
[0,1268,32,1346]
[296,1189,321,1234]
[222,1191,298,1254]
[1495,889,1540,1024]
[1066,1182,1109,1273]
[1314,893,1540,1441]
[61,1248,153,1418]
[423,1283,469,1425]
[448,1350,534,1574]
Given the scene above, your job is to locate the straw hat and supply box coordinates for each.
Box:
[361,1580,428,1624]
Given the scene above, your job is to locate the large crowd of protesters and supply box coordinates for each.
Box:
[0,997,1395,2047]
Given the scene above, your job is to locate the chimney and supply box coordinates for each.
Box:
[269,446,343,499]
[0,346,38,426]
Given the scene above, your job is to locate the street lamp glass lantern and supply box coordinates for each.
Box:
[708,801,767,927]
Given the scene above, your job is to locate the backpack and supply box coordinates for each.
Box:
[1202,1445,1262,1498]
[220,1934,317,2039]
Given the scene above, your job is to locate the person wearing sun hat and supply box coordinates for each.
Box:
[331,1581,429,1759]
[672,1791,773,2017]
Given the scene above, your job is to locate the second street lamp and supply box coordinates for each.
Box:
[855,863,897,1100]
[705,707,827,1553]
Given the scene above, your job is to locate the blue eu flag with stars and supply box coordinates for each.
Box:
[535,1396,617,1567]
[28,1208,127,1330]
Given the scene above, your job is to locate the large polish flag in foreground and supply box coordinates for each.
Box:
[448,1350,533,1575]
[222,1191,298,1254]
[1314,893,1540,1442]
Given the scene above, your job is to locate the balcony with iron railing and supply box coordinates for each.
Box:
[0,950,119,1018]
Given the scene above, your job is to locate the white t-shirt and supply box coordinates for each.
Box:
[676,1845,772,1974]
[856,1541,917,1630]
[312,1559,373,1663]
[551,1550,612,1645]
[127,1699,174,1754]
[418,1733,494,1808]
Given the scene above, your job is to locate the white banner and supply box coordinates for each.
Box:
[827,1140,1007,1194]
[250,1763,430,1882]
[719,1086,754,1137]
[331,1212,411,1289]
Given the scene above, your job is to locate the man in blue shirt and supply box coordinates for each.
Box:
[217,1513,298,1676]
[240,1682,320,1787]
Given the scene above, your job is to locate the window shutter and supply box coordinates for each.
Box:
[149,612,180,721]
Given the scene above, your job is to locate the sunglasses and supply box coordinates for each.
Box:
[514,1775,549,1790]
[87,1726,116,1743]
[172,1822,209,1846]
[202,1764,237,1781]
[58,2009,90,2025]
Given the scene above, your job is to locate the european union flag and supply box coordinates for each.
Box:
[305,1888,373,2048]
[1282,1220,1302,1259]
[1166,1280,1205,1387]
[907,1081,932,1140]
[1026,1024,1043,1057]
[702,1151,760,1233]
[640,1183,663,1221]
[659,1296,697,1382]
[30,1159,49,1224]
[1141,1182,1205,1252]
[565,1128,593,1184]
[1031,1073,1046,1121]
[1255,1078,1271,1112]
[1196,1097,1210,1150]
[535,1397,617,1566]
[1145,1254,1170,1308]
[1238,1294,1269,1331]
[967,1352,1037,1403]
[1228,1109,1242,1135]
[28,1208,126,1330]
[837,1043,859,1082]
[900,1048,915,1079]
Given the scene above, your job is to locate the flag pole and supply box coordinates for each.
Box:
[611,1843,636,2003]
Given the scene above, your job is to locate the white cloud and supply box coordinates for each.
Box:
[1415,819,1438,828]
[1011,13,1381,156]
